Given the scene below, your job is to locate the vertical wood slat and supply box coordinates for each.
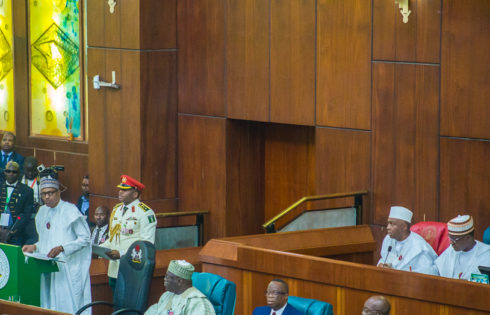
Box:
[226,0,269,122]
[372,63,439,224]
[270,0,315,125]
[373,0,441,63]
[317,0,372,129]
[178,0,225,116]
[441,0,490,139]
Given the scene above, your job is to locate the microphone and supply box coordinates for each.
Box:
[383,245,392,265]
[8,216,22,234]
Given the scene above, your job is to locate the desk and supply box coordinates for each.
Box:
[199,228,490,315]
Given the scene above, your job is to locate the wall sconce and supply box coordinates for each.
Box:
[108,0,116,14]
[396,0,411,24]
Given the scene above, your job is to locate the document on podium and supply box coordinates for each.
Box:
[92,244,112,260]
[23,252,65,263]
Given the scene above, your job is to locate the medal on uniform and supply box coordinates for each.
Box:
[398,255,402,261]
[46,222,50,229]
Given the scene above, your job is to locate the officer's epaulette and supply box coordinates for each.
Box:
[138,202,151,212]
[113,202,123,209]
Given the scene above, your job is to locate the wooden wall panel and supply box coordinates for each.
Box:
[226,120,265,236]
[315,128,371,222]
[264,124,315,222]
[226,0,269,122]
[87,0,176,49]
[372,63,439,225]
[177,0,225,116]
[270,0,315,125]
[55,152,88,205]
[316,0,371,129]
[35,150,55,169]
[178,115,227,240]
[440,139,490,240]
[373,0,441,63]
[140,52,177,199]
[440,0,490,139]
[87,48,141,198]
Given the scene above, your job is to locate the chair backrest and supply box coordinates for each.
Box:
[410,221,450,255]
[191,272,236,315]
[483,227,490,245]
[114,241,156,313]
[288,296,333,315]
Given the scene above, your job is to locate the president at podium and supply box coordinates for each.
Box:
[22,177,92,314]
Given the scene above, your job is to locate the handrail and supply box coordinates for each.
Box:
[155,210,209,218]
[262,190,368,232]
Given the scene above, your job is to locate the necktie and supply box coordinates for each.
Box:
[122,206,128,216]
[93,228,100,244]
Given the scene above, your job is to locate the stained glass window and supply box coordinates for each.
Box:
[29,0,82,139]
[0,0,15,132]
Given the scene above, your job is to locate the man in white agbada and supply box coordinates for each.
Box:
[377,206,438,275]
[435,215,490,281]
[145,260,216,315]
[22,177,92,314]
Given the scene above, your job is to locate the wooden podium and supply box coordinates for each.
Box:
[0,243,59,307]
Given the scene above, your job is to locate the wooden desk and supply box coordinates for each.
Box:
[199,229,490,315]
[0,300,69,314]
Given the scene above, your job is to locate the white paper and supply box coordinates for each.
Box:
[23,251,65,263]
[91,244,112,260]
[0,213,10,226]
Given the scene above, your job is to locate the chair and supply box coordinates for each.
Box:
[288,296,333,315]
[483,227,490,245]
[410,221,450,255]
[76,241,156,315]
[191,272,236,315]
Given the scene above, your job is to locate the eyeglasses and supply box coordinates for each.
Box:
[4,170,18,174]
[41,190,58,197]
[264,290,286,296]
[449,235,466,243]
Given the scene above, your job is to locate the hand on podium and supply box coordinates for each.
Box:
[47,246,64,258]
[106,249,121,260]
[22,244,36,253]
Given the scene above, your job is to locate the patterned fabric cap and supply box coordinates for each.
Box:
[5,161,19,170]
[167,260,195,280]
[39,177,59,190]
[447,215,474,236]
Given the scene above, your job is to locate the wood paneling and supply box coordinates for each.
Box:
[440,139,490,240]
[270,0,315,125]
[315,128,371,221]
[55,152,88,205]
[177,0,225,116]
[86,0,176,49]
[316,0,371,129]
[264,124,315,223]
[226,120,265,236]
[87,49,176,200]
[35,150,55,168]
[372,63,439,225]
[15,147,34,158]
[226,0,269,122]
[441,0,490,139]
[0,300,68,315]
[178,115,227,240]
[200,232,490,314]
[373,0,441,63]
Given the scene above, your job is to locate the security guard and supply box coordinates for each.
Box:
[99,175,157,291]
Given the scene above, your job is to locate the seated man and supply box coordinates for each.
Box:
[435,215,490,281]
[91,206,109,245]
[253,279,302,315]
[145,260,216,315]
[362,296,391,315]
[377,206,438,275]
[0,161,34,245]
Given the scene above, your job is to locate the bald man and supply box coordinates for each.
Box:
[362,296,390,315]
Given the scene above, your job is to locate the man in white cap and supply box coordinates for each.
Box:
[22,177,92,314]
[145,260,216,315]
[435,215,490,281]
[377,206,438,275]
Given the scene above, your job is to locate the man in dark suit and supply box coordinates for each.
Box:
[0,161,34,245]
[76,175,92,227]
[0,132,24,182]
[253,279,302,315]
[91,206,109,245]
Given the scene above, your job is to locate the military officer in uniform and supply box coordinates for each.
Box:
[99,175,157,291]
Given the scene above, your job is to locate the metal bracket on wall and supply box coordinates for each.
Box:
[396,0,411,23]
[108,0,116,14]
[93,71,120,90]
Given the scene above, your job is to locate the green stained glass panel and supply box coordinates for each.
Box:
[0,0,15,132]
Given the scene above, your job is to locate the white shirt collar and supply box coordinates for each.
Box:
[270,302,288,315]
